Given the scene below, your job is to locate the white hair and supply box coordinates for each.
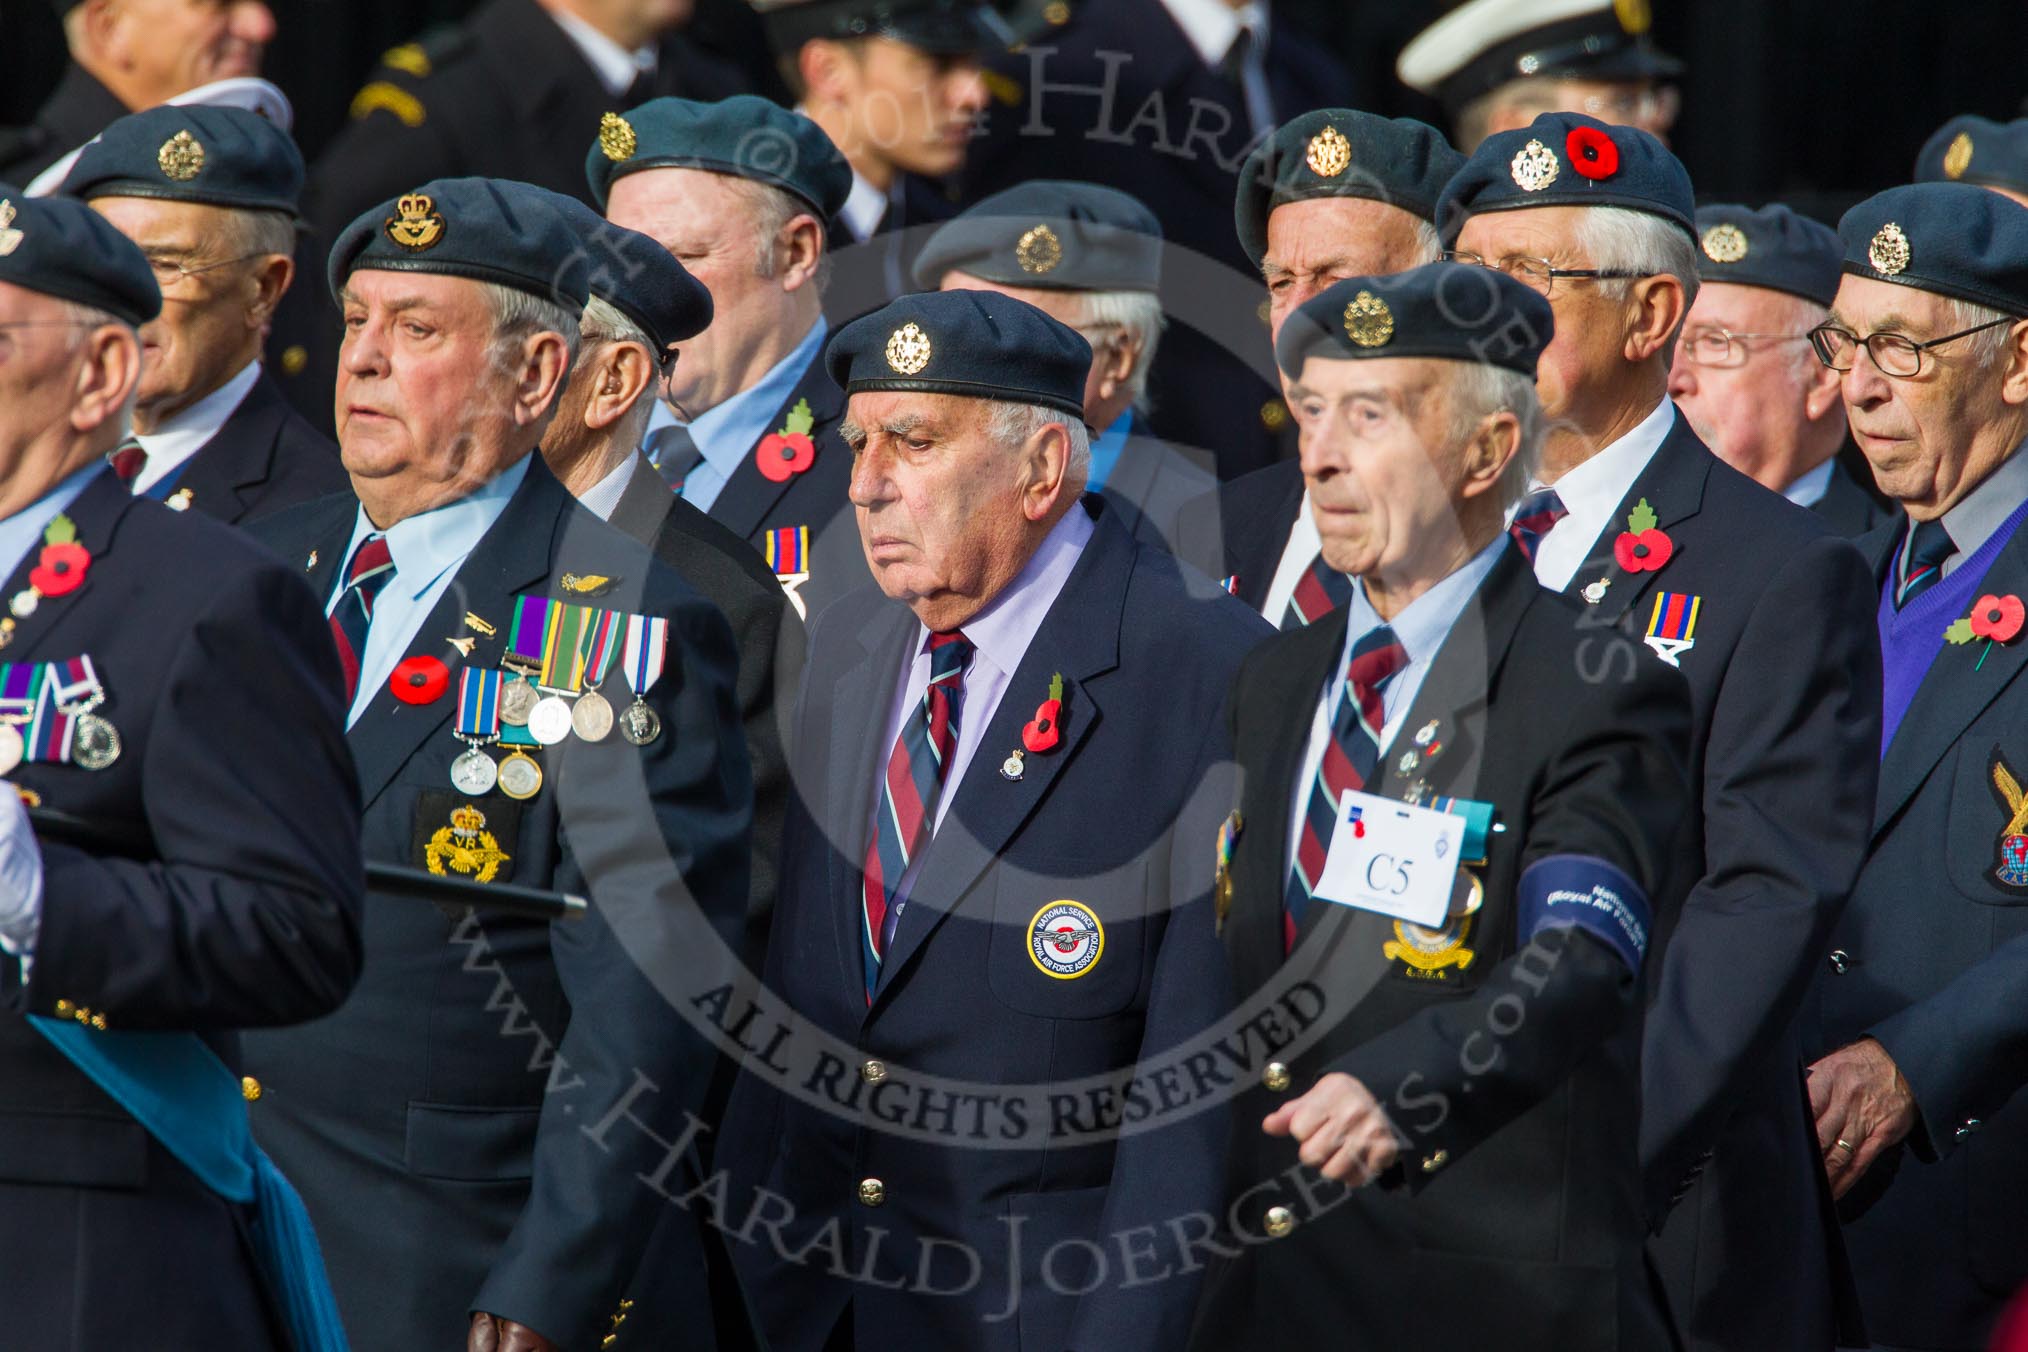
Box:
[985,399,1092,483]
[1059,288,1166,406]
[218,207,298,262]
[1409,217,1444,266]
[1944,295,2020,370]
[729,176,831,292]
[1447,361,1544,510]
[1576,205,1702,312]
[478,280,581,372]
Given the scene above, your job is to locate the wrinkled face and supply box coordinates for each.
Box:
[839,38,989,178]
[1667,281,1823,487]
[107,0,273,102]
[1263,198,1434,342]
[936,274,1109,417]
[0,282,96,483]
[87,195,271,422]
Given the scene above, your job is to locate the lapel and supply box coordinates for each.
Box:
[1855,514,1902,588]
[869,507,1133,1007]
[705,351,843,544]
[605,452,675,548]
[1227,463,1306,603]
[0,471,139,659]
[476,0,609,182]
[1875,518,2028,836]
[1561,417,1713,631]
[1084,0,1252,205]
[168,372,287,521]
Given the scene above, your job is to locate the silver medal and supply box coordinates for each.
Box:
[498,675,538,726]
[451,745,499,795]
[527,694,575,746]
[0,724,22,776]
[619,698,661,746]
[571,689,613,742]
[70,713,120,770]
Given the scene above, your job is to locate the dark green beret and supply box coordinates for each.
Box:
[1275,263,1553,379]
[60,105,304,217]
[1437,111,1694,243]
[1916,115,2028,195]
[533,188,713,355]
[825,289,1092,421]
[585,95,851,222]
[1234,110,1462,268]
[913,180,1161,292]
[1693,203,1841,307]
[326,177,589,311]
[0,185,161,327]
[755,0,1015,55]
[1836,183,2028,317]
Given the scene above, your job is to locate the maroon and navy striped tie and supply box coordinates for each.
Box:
[860,631,974,1000]
[1282,625,1409,952]
[328,534,394,704]
[1280,553,1354,631]
[1508,486,1568,564]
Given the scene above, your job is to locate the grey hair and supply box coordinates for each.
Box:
[1059,288,1166,406]
[1447,361,1544,510]
[985,400,1092,483]
[217,207,298,262]
[576,295,658,448]
[1409,217,1444,267]
[1945,295,2020,370]
[731,176,832,291]
[478,280,581,373]
[1576,206,1702,312]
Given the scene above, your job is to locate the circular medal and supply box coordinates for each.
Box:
[70,713,120,770]
[571,689,614,742]
[498,676,538,726]
[619,698,661,746]
[450,745,499,795]
[0,724,22,776]
[527,695,574,745]
[497,749,544,800]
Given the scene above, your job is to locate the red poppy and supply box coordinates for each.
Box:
[1022,697,1063,754]
[1612,528,1673,573]
[389,654,451,705]
[756,431,816,483]
[1566,126,1620,181]
[1970,593,2026,644]
[29,542,90,597]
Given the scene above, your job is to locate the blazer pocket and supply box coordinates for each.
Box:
[0,1108,148,1189]
[405,1101,541,1182]
[988,855,1150,1019]
[1010,1183,1112,1352]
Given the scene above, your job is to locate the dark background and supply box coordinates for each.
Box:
[5,0,2025,219]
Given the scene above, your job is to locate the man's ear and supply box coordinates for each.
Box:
[1019,420,1077,522]
[2000,318,2028,408]
[585,342,658,432]
[1458,411,1521,501]
[1624,273,1688,364]
[70,324,141,435]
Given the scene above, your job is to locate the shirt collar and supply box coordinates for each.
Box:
[1546,398,1676,520]
[839,166,888,243]
[349,453,531,601]
[577,452,638,522]
[0,463,107,582]
[1343,534,1510,670]
[1782,458,1836,509]
[683,317,828,474]
[1087,410,1133,491]
[1157,0,1268,66]
[548,7,657,97]
[1937,438,2028,559]
[912,504,1097,680]
[132,358,262,469]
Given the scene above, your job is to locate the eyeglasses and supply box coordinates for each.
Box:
[1808,316,2016,378]
[1442,250,1646,297]
[1678,327,1811,369]
[143,251,265,292]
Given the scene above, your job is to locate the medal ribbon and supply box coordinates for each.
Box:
[26,677,73,764]
[506,596,550,672]
[539,600,590,694]
[623,615,668,697]
[583,609,624,691]
[48,656,100,712]
[456,668,502,739]
[0,661,45,725]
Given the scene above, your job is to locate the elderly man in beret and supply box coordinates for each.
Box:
[237,176,754,1352]
[915,179,1215,552]
[1669,203,1894,538]
[0,188,361,1350]
[62,104,346,524]
[1178,109,1461,627]
[717,288,1270,1352]
[1800,183,2028,1352]
[1442,112,1883,1352]
[592,94,868,620]
[1194,262,1691,1350]
[1917,114,2028,209]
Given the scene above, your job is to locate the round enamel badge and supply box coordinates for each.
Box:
[1028,901,1104,979]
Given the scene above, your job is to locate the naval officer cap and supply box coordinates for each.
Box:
[751,0,1017,55]
[528,188,713,356]
[1916,115,2028,197]
[1397,0,1682,117]
[1836,183,2028,317]
[913,180,1162,293]
[1436,111,1694,243]
[1234,110,1464,268]
[60,104,304,217]
[585,95,853,223]
[326,176,590,311]
[1275,263,1554,380]
[1693,204,1842,307]
[0,185,161,327]
[826,290,1092,421]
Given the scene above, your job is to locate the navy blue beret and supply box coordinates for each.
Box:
[527,188,712,355]
[1274,263,1553,379]
[755,0,1015,55]
[327,177,589,311]
[1693,203,1841,307]
[825,290,1092,421]
[1234,110,1462,267]
[0,185,161,327]
[61,105,303,217]
[585,95,852,222]
[1836,183,2028,317]
[1916,115,2028,195]
[913,180,1161,292]
[1437,111,1694,243]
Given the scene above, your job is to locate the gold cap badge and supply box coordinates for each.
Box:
[599,112,637,163]
[1944,131,1974,180]
[0,201,21,258]
[1614,0,1652,34]
[1510,139,1559,192]
[1305,125,1351,178]
[1016,223,1062,274]
[385,193,446,251]
[1869,222,1911,276]
[157,130,205,182]
[885,321,932,375]
[1701,223,1748,264]
[1343,290,1395,348]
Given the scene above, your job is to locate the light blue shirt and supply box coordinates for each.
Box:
[0,463,103,582]
[1284,535,1508,875]
[644,317,828,515]
[1087,411,1133,492]
[329,455,530,728]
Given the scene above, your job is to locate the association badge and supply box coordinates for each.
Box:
[1028,900,1104,979]
[425,803,511,884]
[1988,752,2028,892]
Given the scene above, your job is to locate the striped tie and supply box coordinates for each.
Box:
[1894,518,1956,609]
[1280,552,1354,631]
[328,534,394,704]
[107,439,147,485]
[1508,486,1568,564]
[860,631,974,1000]
[1283,625,1409,952]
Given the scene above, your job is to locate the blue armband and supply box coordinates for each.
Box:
[1516,854,1651,975]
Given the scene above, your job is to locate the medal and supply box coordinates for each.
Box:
[450,668,503,795]
[570,609,624,743]
[619,699,661,746]
[619,613,669,746]
[0,662,43,776]
[70,713,120,771]
[498,748,543,799]
[572,691,613,741]
[451,746,498,795]
[500,596,551,725]
[526,597,595,746]
[1000,750,1025,781]
[50,657,118,770]
[499,676,538,726]
[528,695,574,745]
[0,725,22,777]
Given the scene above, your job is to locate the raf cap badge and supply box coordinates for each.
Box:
[1510,139,1559,193]
[1343,290,1395,348]
[0,201,20,258]
[386,193,446,251]
[1016,223,1062,275]
[1306,124,1352,178]
[157,130,205,182]
[1944,131,1974,181]
[886,321,933,375]
[599,111,637,163]
[1701,223,1749,264]
[1869,222,1911,276]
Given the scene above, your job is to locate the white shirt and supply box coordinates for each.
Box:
[839,167,888,245]
[1284,535,1508,876]
[1782,459,1835,509]
[1157,0,1268,66]
[1529,399,1677,591]
[131,359,263,495]
[1258,487,1323,626]
[577,452,638,522]
[549,7,657,97]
